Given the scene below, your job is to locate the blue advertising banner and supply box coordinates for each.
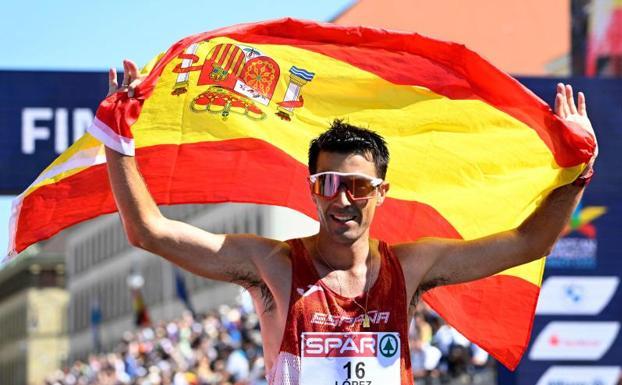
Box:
[499,77,622,385]
[0,70,108,194]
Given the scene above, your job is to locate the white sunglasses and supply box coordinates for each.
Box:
[308,172,383,200]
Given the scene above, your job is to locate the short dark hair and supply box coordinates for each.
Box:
[308,120,389,179]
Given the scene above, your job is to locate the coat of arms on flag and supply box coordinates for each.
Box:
[170,40,314,121]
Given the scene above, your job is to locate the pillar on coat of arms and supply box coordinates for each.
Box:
[277,66,315,120]
[172,42,202,95]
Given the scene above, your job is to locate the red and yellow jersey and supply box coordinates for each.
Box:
[268,239,413,385]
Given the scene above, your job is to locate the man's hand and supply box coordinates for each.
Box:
[555,83,598,175]
[107,59,145,98]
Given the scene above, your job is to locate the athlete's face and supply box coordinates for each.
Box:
[311,151,389,244]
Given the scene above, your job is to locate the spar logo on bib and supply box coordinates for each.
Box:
[303,333,378,357]
[302,332,400,358]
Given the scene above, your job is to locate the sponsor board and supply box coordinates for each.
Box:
[536,276,619,315]
[547,237,598,269]
[547,203,606,269]
[0,70,106,193]
[502,76,622,385]
[536,366,621,385]
[529,321,620,361]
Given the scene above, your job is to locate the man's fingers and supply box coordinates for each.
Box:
[108,67,117,86]
[124,59,140,79]
[107,68,118,96]
[107,61,142,97]
[555,83,568,118]
[128,78,142,98]
[578,91,587,116]
[560,84,570,116]
[554,93,566,118]
[556,83,569,117]
[121,60,131,87]
[565,84,578,114]
[555,92,563,117]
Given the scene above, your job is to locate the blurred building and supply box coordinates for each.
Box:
[586,0,622,76]
[333,0,622,77]
[0,248,67,385]
[332,0,572,76]
[66,203,317,361]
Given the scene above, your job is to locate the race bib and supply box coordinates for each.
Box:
[300,332,401,385]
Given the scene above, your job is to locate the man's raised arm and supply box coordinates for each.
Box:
[104,61,285,284]
[396,83,598,289]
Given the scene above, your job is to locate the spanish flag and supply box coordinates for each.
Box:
[7,18,595,369]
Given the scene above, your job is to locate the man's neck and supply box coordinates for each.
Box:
[314,231,371,271]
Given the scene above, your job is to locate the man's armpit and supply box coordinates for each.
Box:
[410,276,450,307]
[226,268,275,313]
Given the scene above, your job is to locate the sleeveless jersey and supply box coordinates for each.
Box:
[267,238,413,385]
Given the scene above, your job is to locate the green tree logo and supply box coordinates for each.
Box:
[379,334,398,358]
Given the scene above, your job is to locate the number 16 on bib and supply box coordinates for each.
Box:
[300,332,401,385]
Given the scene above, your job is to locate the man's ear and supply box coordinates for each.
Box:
[376,183,390,206]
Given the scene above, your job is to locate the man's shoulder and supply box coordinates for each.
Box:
[283,235,314,257]
[384,240,412,256]
[251,236,291,260]
[385,240,436,266]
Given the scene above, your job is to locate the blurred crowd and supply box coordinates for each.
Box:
[44,295,493,385]
[410,302,494,384]
[44,304,266,385]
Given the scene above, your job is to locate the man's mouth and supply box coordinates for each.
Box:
[330,213,357,223]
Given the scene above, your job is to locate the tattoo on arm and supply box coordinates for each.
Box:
[227,269,275,313]
[410,276,449,308]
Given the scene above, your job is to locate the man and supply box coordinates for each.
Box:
[106,60,597,384]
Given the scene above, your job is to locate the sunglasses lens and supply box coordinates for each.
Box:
[350,178,376,198]
[311,174,377,199]
[311,173,333,197]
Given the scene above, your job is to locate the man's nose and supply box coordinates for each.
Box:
[334,186,353,206]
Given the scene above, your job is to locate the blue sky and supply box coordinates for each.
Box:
[0,0,352,256]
